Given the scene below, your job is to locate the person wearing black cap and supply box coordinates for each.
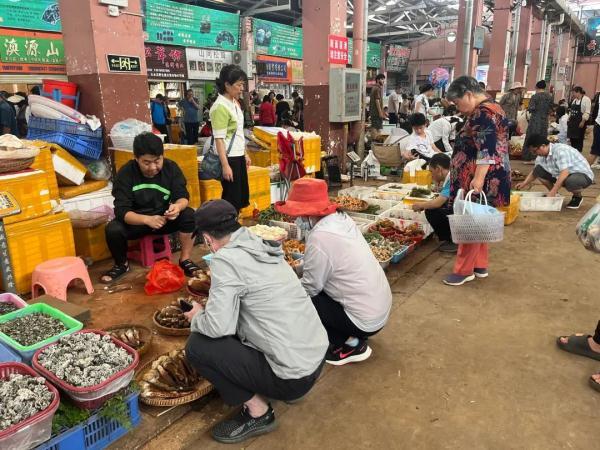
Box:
[184,199,328,444]
[101,132,200,283]
[0,91,17,136]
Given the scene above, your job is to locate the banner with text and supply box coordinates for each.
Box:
[328,35,349,65]
[186,48,232,80]
[254,18,303,60]
[0,0,61,32]
[0,30,64,74]
[386,45,410,73]
[348,40,382,68]
[145,44,188,80]
[145,0,240,51]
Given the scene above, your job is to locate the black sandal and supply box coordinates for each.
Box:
[100,263,130,284]
[556,334,600,361]
[179,259,200,277]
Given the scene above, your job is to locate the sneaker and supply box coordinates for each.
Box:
[211,404,277,444]
[566,196,583,210]
[326,340,372,366]
[439,242,458,253]
[474,268,489,278]
[443,273,475,286]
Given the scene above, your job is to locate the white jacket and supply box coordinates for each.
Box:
[301,213,393,332]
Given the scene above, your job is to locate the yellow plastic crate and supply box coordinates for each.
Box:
[240,191,271,218]
[188,178,201,209]
[268,135,322,172]
[2,212,75,294]
[73,223,111,262]
[498,194,520,226]
[1,170,53,225]
[402,170,432,186]
[59,180,109,199]
[29,145,59,200]
[199,179,223,204]
[248,149,272,168]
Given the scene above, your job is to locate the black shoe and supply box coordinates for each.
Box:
[211,405,277,444]
[439,242,458,253]
[100,263,129,284]
[325,340,372,366]
[566,196,583,210]
[179,259,200,277]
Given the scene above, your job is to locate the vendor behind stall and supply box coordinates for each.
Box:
[101,132,200,283]
[276,179,392,366]
[185,200,328,444]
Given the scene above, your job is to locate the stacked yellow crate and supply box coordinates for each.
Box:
[199,179,223,204]
[402,170,433,186]
[73,223,111,262]
[29,144,59,200]
[0,170,53,225]
[240,167,271,218]
[252,127,322,173]
[1,212,75,294]
[113,145,201,209]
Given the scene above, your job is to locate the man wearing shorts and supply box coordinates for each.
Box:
[516,134,594,210]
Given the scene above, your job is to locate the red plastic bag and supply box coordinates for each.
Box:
[144,259,185,295]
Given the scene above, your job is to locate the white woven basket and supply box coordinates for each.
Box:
[449,190,505,244]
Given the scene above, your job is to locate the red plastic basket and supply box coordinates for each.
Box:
[0,362,60,448]
[32,330,139,410]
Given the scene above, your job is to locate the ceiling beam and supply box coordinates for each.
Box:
[395,15,457,26]
[369,26,438,37]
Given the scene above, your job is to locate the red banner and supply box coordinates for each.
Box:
[328,35,348,65]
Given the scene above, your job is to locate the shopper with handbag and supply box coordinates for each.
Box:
[443,76,511,286]
[207,65,250,211]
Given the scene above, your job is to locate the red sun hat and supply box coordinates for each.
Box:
[275,178,339,217]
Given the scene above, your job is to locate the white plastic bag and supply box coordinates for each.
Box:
[361,150,381,178]
[576,203,600,253]
[110,118,152,137]
[84,159,111,180]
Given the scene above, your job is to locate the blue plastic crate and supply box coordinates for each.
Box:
[391,245,410,264]
[36,392,140,450]
[0,340,21,363]
[28,117,103,160]
[28,116,102,139]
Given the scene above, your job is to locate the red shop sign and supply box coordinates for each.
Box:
[145,43,188,80]
[328,35,348,65]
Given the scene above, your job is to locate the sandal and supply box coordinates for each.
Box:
[589,375,600,393]
[100,263,130,284]
[556,334,600,361]
[179,259,201,277]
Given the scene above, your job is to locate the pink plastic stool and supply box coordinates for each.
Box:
[31,257,94,301]
[127,234,172,268]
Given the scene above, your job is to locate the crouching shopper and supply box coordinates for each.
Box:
[411,153,456,253]
[184,200,328,444]
[275,179,392,366]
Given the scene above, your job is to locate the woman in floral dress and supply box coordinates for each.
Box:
[444,76,511,286]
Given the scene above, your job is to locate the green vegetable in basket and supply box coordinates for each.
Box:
[362,205,381,215]
[409,187,432,198]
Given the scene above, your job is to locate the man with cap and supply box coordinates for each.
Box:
[499,82,525,122]
[0,91,17,136]
[184,199,328,444]
[275,179,392,366]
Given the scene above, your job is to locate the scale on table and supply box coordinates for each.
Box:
[0,192,20,294]
[347,151,362,187]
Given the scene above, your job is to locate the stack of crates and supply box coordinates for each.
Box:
[113,144,201,209]
[72,224,111,262]
[29,142,59,200]
[401,170,432,186]
[252,127,322,174]
[0,170,53,226]
[240,167,271,218]
[199,179,223,204]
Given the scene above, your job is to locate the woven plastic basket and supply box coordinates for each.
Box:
[449,191,505,244]
[0,157,35,174]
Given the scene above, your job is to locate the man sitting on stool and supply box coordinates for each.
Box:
[101,132,200,283]
[516,134,594,210]
[411,153,457,253]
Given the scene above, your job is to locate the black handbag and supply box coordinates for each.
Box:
[199,132,236,180]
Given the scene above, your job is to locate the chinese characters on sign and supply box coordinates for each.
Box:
[328,35,349,65]
[385,45,410,73]
[344,72,361,118]
[145,43,188,80]
[106,54,141,73]
[254,18,303,59]
[0,0,61,32]
[0,35,64,65]
[185,48,232,80]
[256,61,288,79]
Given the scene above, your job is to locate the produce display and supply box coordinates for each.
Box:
[139,349,202,400]
[364,232,404,262]
[37,333,133,387]
[106,327,144,351]
[370,246,393,262]
[0,373,54,431]
[0,303,18,316]
[334,196,368,212]
[257,205,294,225]
[155,303,191,329]
[511,170,526,182]
[368,219,425,246]
[187,269,211,294]
[0,313,66,346]
[362,204,381,215]
[248,224,288,241]
[409,187,432,198]
[283,240,305,267]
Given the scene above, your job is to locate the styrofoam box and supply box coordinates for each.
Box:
[60,186,114,212]
[513,191,564,212]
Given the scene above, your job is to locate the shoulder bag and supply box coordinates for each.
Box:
[199,131,236,180]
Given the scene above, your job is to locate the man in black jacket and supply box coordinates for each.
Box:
[101,132,200,283]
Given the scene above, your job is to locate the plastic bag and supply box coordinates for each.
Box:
[144,259,185,295]
[84,158,111,180]
[110,118,152,137]
[576,203,600,253]
[453,189,500,216]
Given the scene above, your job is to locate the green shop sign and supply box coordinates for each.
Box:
[0,0,61,32]
[0,35,64,65]
[348,40,382,68]
[254,18,303,60]
[144,0,240,51]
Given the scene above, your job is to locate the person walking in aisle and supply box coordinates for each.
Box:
[179,89,200,145]
[443,76,511,286]
[150,94,170,143]
[523,81,553,160]
[567,86,591,153]
[258,95,276,126]
[499,82,525,122]
[388,86,402,125]
[414,83,435,116]
[369,74,387,132]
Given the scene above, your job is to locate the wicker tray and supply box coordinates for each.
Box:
[103,324,153,356]
[135,356,213,407]
[152,311,191,336]
[0,157,34,174]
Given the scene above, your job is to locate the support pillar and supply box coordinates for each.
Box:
[59,0,150,140]
[514,4,532,85]
[302,0,347,166]
[527,17,543,90]
[454,0,484,77]
[351,0,366,148]
[487,0,512,92]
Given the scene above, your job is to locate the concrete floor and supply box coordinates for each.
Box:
[108,160,600,450]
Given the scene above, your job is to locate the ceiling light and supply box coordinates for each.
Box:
[447,31,457,42]
[386,0,396,5]
[375,5,386,11]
